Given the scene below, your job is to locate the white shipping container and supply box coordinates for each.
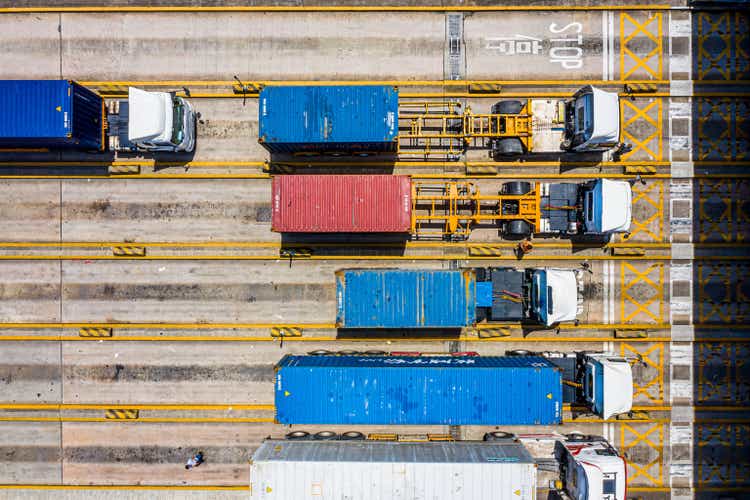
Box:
[250,440,537,500]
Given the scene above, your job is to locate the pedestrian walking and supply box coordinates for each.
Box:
[185,451,205,470]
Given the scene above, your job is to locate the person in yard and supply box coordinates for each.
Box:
[515,238,533,258]
[185,451,205,470]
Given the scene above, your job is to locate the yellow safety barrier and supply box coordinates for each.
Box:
[469,83,503,94]
[469,246,504,257]
[279,248,312,259]
[465,164,498,175]
[477,327,512,339]
[625,83,660,94]
[112,246,147,257]
[367,434,398,441]
[105,409,139,420]
[78,327,113,338]
[615,329,648,339]
[270,327,302,338]
[108,165,141,175]
[611,247,646,256]
[624,165,658,174]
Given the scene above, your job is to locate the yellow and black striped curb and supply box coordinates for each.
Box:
[108,164,141,175]
[270,327,303,338]
[477,327,512,338]
[614,329,648,339]
[232,83,263,94]
[624,83,659,94]
[264,163,296,174]
[468,83,503,93]
[105,409,139,420]
[624,165,657,174]
[279,248,313,259]
[96,85,129,96]
[79,327,113,338]
[112,246,147,257]
[617,410,649,420]
[611,247,646,256]
[469,246,503,257]
[465,164,498,175]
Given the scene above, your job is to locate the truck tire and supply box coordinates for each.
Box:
[341,431,366,440]
[286,431,311,440]
[362,350,387,356]
[506,349,532,357]
[491,100,524,115]
[504,220,532,239]
[313,431,339,440]
[308,349,333,356]
[336,350,360,356]
[493,138,524,158]
[483,431,514,441]
[502,181,532,196]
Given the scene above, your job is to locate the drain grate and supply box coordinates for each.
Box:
[446,13,464,81]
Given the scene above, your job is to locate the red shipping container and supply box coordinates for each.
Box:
[272,175,412,233]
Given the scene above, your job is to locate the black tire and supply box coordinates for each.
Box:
[336,350,360,356]
[308,349,333,356]
[504,220,532,238]
[491,100,524,115]
[483,431,514,441]
[313,431,339,440]
[502,181,532,196]
[341,431,366,440]
[493,138,524,157]
[362,350,387,356]
[506,349,533,357]
[286,431,311,440]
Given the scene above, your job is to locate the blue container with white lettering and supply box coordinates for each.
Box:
[274,355,562,425]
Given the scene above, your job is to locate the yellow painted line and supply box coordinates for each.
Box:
[82,79,671,86]
[0,336,674,342]
[0,254,672,261]
[0,5,672,13]
[0,403,273,411]
[0,485,249,491]
[0,417,274,423]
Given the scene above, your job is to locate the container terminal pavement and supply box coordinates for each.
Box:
[0,2,748,500]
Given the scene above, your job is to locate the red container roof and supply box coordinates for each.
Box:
[272,175,412,233]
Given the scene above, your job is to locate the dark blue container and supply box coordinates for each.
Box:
[335,269,476,328]
[274,355,562,425]
[0,80,105,151]
[258,85,398,154]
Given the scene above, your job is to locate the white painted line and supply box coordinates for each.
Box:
[608,12,615,82]
[609,260,616,324]
[602,12,609,81]
[602,259,610,323]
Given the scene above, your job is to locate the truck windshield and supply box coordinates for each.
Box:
[171,99,184,145]
[574,93,594,142]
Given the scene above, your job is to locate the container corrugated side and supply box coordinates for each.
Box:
[274,355,562,425]
[0,80,105,151]
[271,175,412,233]
[250,440,537,500]
[258,85,398,154]
[335,269,475,328]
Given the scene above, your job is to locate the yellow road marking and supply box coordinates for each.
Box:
[0,403,274,410]
[0,254,674,261]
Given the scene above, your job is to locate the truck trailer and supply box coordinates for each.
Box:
[249,433,627,500]
[0,80,196,153]
[335,267,583,328]
[272,174,631,239]
[257,84,623,159]
[273,352,633,425]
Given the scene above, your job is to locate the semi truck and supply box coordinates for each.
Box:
[0,80,196,153]
[273,352,633,425]
[257,84,623,160]
[272,174,632,239]
[249,433,627,500]
[335,267,583,328]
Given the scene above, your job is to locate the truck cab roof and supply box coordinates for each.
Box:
[585,353,634,419]
[127,87,173,144]
[559,438,627,500]
[571,86,620,152]
[586,179,632,233]
[533,269,579,326]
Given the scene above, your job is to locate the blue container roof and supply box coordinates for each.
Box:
[0,80,74,139]
[336,269,476,328]
[275,355,562,425]
[259,85,398,145]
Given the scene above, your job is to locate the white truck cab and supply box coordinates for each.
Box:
[582,353,634,419]
[531,268,582,326]
[126,87,195,152]
[556,435,627,500]
[568,86,620,152]
[581,179,633,234]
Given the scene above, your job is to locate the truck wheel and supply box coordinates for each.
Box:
[493,138,524,158]
[502,181,532,196]
[506,349,532,357]
[484,431,514,441]
[504,220,531,239]
[308,349,333,356]
[341,431,366,440]
[336,350,360,356]
[286,431,311,440]
[313,431,339,440]
[362,350,387,356]
[491,100,524,115]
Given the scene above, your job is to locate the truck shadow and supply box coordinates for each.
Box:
[268,152,398,174]
[336,328,462,341]
[280,234,409,257]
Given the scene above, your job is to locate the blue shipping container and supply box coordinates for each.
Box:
[275,355,562,425]
[336,269,476,328]
[258,85,398,154]
[0,80,105,151]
